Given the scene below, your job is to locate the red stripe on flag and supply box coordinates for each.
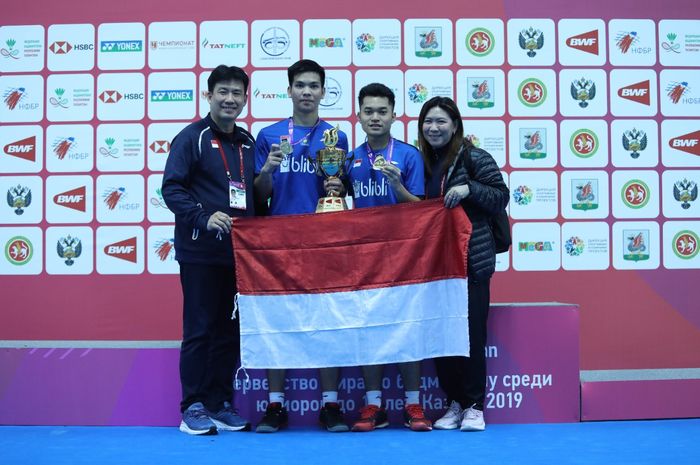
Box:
[232,199,471,295]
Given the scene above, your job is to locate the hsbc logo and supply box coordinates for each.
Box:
[566,30,599,55]
[99,90,122,103]
[149,140,170,154]
[3,136,36,162]
[618,80,650,105]
[54,186,87,212]
[669,130,700,156]
[104,237,137,263]
[49,41,73,54]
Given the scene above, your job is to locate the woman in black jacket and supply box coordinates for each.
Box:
[417,96,509,431]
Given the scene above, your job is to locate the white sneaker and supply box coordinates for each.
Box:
[460,405,485,432]
[433,400,463,430]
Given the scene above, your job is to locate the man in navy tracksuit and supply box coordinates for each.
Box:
[162,65,256,435]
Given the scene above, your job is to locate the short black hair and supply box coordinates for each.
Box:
[287,59,325,87]
[207,65,249,93]
[358,83,395,110]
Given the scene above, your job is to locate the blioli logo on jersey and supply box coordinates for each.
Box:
[566,30,598,55]
[104,237,137,263]
[618,80,650,105]
[3,136,36,162]
[669,130,700,156]
[53,186,86,212]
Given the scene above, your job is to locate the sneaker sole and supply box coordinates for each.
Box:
[255,424,282,433]
[324,424,350,433]
[351,420,389,432]
[460,424,486,432]
[404,422,433,432]
[433,422,460,430]
[179,421,217,435]
[211,419,251,432]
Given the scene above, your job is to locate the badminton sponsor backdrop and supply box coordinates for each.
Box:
[1,0,699,423]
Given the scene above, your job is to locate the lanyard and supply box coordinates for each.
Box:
[365,137,394,166]
[212,136,244,183]
[287,117,320,147]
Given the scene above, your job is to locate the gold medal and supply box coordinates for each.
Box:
[280,136,292,156]
[372,155,387,170]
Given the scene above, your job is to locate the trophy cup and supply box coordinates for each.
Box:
[312,125,350,213]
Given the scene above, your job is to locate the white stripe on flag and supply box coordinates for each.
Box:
[239,278,469,369]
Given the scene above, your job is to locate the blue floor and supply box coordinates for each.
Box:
[2,420,699,465]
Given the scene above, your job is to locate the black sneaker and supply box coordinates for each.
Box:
[319,402,350,432]
[255,402,288,433]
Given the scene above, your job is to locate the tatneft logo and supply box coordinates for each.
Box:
[308,37,344,48]
[104,237,137,263]
[149,140,170,153]
[201,39,245,49]
[100,40,143,52]
[150,90,193,102]
[618,80,650,105]
[253,88,288,100]
[3,136,36,162]
[566,30,598,55]
[54,186,87,212]
[669,130,700,156]
[99,90,122,103]
[49,41,94,54]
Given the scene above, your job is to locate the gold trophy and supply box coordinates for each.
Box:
[312,125,350,213]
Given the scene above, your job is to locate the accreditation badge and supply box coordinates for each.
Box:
[229,181,247,210]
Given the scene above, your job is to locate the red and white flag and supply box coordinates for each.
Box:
[232,199,472,369]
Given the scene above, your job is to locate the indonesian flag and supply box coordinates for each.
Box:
[232,199,472,369]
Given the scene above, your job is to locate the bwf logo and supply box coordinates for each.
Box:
[104,237,137,262]
[566,30,598,55]
[618,80,650,105]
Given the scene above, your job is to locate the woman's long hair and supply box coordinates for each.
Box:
[417,96,465,178]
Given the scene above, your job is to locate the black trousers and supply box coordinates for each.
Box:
[434,277,491,410]
[179,263,240,413]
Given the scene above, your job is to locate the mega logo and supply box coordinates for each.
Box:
[622,179,650,209]
[566,30,598,55]
[618,80,650,105]
[673,230,699,260]
[4,236,33,265]
[517,79,546,107]
[3,136,36,162]
[53,186,87,212]
[570,129,598,158]
[517,241,554,251]
[100,40,143,52]
[669,130,700,156]
[308,38,344,48]
[150,90,193,102]
[99,90,122,103]
[466,28,494,57]
[104,237,137,263]
[149,140,171,154]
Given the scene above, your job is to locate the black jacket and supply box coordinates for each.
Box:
[162,115,256,266]
[443,143,509,280]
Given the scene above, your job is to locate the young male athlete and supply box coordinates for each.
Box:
[253,59,350,433]
[332,83,431,432]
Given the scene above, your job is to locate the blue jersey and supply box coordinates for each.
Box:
[348,139,425,208]
[255,119,349,215]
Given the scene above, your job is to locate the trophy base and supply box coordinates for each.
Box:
[316,196,348,213]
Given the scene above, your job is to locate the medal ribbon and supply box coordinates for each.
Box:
[365,137,394,166]
[288,117,321,147]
